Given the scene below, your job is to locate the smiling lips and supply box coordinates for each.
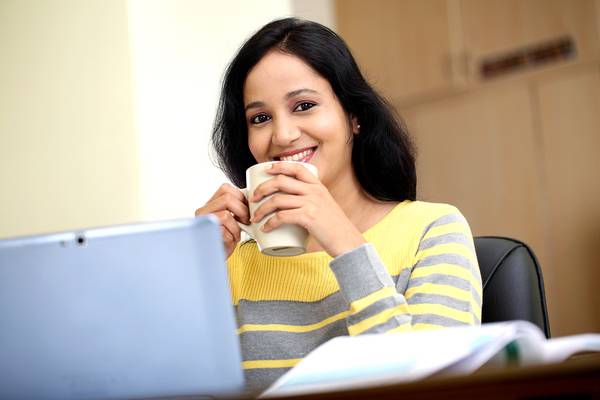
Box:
[276,147,317,163]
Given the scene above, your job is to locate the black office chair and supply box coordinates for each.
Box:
[474,236,551,338]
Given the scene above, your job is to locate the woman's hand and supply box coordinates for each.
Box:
[250,162,366,258]
[195,183,250,259]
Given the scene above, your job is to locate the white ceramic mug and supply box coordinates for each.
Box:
[237,161,318,257]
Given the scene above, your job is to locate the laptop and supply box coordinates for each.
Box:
[0,216,245,399]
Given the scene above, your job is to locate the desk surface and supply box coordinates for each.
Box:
[265,355,600,400]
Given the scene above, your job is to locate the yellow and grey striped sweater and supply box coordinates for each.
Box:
[227,200,482,393]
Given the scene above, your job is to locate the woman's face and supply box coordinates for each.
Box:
[243,50,358,190]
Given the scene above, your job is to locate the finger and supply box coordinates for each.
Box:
[199,192,250,224]
[266,162,319,184]
[251,194,303,223]
[215,210,242,243]
[261,208,309,232]
[251,174,306,203]
[207,183,247,204]
[221,226,236,248]
[215,193,251,224]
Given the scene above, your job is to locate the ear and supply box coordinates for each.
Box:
[350,114,360,135]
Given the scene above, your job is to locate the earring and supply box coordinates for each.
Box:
[355,124,361,134]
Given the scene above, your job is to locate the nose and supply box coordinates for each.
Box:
[271,116,300,147]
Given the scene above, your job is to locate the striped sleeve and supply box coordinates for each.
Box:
[329,209,482,336]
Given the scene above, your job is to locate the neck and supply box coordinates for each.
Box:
[326,168,379,230]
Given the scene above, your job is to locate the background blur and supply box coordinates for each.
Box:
[1,0,598,337]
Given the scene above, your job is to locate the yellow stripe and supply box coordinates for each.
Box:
[349,286,397,314]
[410,264,482,298]
[409,303,475,324]
[384,322,412,334]
[348,304,410,335]
[243,358,302,369]
[405,283,482,317]
[237,310,349,334]
[416,243,478,267]
[412,323,447,331]
[406,279,481,302]
[422,222,469,240]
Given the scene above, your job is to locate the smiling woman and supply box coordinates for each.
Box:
[194,18,482,394]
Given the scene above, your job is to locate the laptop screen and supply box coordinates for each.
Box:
[0,216,244,399]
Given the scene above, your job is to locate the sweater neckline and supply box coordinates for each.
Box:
[299,200,411,257]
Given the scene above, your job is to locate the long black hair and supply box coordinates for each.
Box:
[211,17,416,201]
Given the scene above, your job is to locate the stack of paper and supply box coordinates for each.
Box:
[261,321,600,398]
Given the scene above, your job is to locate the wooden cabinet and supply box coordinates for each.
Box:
[534,66,600,335]
[402,64,600,336]
[401,83,547,281]
[336,0,599,103]
[460,0,600,78]
[335,0,459,103]
[336,0,600,335]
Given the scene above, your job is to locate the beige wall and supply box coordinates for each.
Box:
[0,0,140,238]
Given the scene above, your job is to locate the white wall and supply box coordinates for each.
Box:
[128,0,293,221]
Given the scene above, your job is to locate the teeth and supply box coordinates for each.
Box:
[280,148,314,162]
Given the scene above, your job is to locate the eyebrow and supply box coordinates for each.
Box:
[244,88,320,112]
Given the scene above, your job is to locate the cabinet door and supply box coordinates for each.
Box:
[335,0,455,103]
[461,0,600,74]
[535,67,600,335]
[401,83,546,282]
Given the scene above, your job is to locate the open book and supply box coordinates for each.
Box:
[261,321,600,398]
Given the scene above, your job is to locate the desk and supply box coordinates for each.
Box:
[265,356,600,400]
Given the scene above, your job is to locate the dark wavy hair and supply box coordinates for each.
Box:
[211,17,416,201]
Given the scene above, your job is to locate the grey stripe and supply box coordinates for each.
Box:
[408,273,482,306]
[418,232,474,252]
[347,294,401,327]
[394,268,413,294]
[412,314,472,327]
[361,313,412,334]
[415,253,474,269]
[235,291,347,326]
[414,253,481,284]
[244,368,290,395]
[329,244,394,303]
[408,293,481,323]
[418,212,467,244]
[408,292,471,312]
[408,273,471,291]
[239,320,348,361]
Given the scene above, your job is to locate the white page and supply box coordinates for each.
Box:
[543,334,600,363]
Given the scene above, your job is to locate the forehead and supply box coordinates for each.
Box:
[243,50,332,103]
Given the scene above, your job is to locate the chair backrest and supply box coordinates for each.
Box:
[474,236,551,338]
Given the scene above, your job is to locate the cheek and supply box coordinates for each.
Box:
[247,132,269,161]
[310,110,352,142]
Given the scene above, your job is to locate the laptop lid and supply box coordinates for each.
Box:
[0,216,244,399]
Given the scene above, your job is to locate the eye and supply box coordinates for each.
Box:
[250,113,271,125]
[293,102,316,112]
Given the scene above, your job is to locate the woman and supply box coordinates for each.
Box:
[195,18,482,393]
